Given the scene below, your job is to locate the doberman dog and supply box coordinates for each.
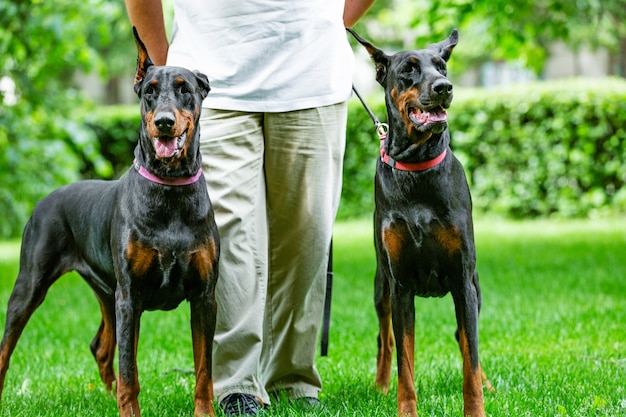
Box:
[349,29,490,417]
[0,28,218,417]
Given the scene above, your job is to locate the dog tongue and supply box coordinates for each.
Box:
[410,108,447,125]
[155,137,177,158]
[427,109,447,123]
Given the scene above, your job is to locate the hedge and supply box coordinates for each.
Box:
[84,104,140,178]
[86,78,626,221]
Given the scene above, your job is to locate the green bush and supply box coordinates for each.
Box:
[343,77,626,219]
[451,78,626,218]
[0,99,112,238]
[84,104,140,178]
[0,0,125,238]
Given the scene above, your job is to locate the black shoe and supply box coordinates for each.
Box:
[221,393,264,416]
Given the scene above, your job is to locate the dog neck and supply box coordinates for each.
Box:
[379,133,447,172]
[133,159,203,186]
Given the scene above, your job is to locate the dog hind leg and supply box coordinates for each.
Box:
[0,245,67,397]
[374,264,394,393]
[90,295,117,392]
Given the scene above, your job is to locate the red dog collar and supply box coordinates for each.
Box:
[379,135,447,172]
[133,159,203,186]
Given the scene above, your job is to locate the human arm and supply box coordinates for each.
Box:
[124,0,169,65]
[343,0,376,28]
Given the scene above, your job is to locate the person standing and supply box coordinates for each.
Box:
[125,0,374,415]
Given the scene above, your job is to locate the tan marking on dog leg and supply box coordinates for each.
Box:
[92,301,117,391]
[126,239,156,277]
[397,330,417,417]
[190,294,216,416]
[375,312,394,393]
[191,238,217,282]
[458,328,485,417]
[382,226,404,264]
[433,224,462,255]
[117,380,141,417]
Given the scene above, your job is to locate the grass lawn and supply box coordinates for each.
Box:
[0,218,624,416]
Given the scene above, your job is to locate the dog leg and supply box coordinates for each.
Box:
[452,278,485,417]
[189,287,217,416]
[0,255,64,398]
[392,291,417,417]
[473,273,494,395]
[374,265,394,393]
[115,287,142,417]
[90,296,117,392]
[187,243,218,417]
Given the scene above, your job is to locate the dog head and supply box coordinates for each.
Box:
[349,29,457,142]
[133,27,210,166]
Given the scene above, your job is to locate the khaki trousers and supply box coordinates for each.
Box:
[199,102,347,404]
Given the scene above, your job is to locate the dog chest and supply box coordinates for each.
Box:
[123,233,217,310]
[378,215,474,297]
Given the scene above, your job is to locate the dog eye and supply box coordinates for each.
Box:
[180,85,192,95]
[403,63,420,75]
[144,85,156,96]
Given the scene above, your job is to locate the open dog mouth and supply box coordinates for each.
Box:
[153,130,187,159]
[408,105,448,128]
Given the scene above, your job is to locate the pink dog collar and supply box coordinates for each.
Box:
[133,159,203,186]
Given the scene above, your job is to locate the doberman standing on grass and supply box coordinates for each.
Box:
[349,28,491,417]
[0,28,219,417]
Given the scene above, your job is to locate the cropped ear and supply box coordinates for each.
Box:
[194,71,211,100]
[133,26,154,97]
[428,29,458,62]
[347,28,391,86]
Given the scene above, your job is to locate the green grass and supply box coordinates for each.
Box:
[0,218,625,416]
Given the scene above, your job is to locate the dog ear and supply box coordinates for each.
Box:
[133,26,154,97]
[346,28,390,85]
[429,28,458,62]
[194,71,211,101]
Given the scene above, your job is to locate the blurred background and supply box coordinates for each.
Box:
[1,0,625,238]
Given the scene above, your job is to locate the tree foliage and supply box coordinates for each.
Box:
[355,0,626,76]
[0,0,131,237]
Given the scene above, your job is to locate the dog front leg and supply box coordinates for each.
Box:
[392,290,417,417]
[190,289,217,417]
[115,287,142,417]
[452,279,485,417]
[374,264,394,393]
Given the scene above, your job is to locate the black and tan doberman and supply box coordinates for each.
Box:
[0,28,219,417]
[349,28,490,417]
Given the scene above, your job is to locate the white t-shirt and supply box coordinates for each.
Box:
[167,0,354,112]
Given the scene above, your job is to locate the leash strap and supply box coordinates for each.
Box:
[320,240,333,356]
[320,85,385,357]
[352,85,389,139]
[352,85,380,127]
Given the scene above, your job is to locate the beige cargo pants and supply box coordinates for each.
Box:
[199,102,347,405]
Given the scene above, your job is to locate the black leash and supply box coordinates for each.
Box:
[352,85,388,138]
[320,240,333,356]
[320,85,385,357]
[352,85,380,127]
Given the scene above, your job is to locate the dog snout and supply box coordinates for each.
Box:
[432,78,453,98]
[154,112,176,134]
